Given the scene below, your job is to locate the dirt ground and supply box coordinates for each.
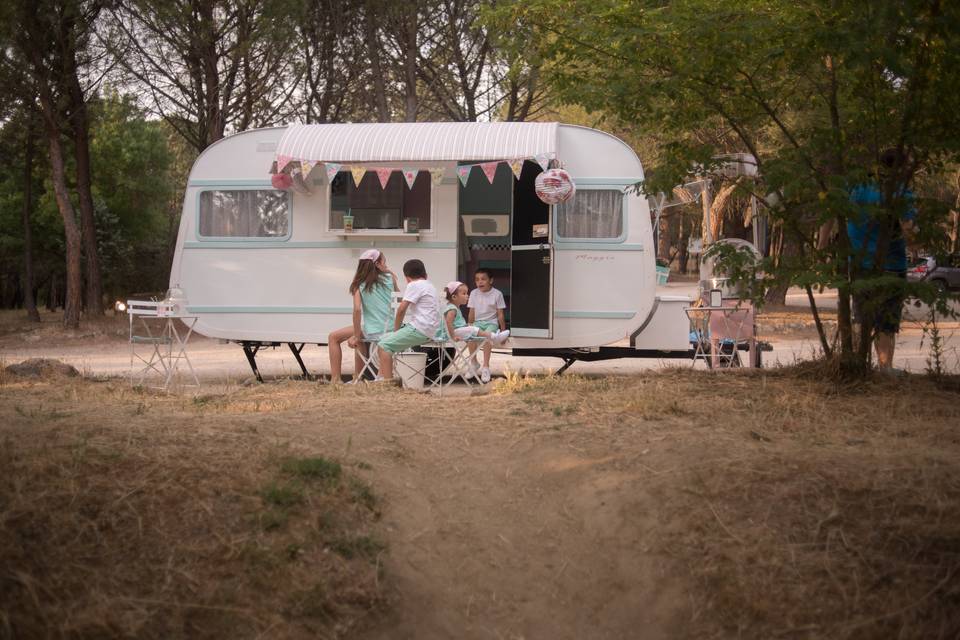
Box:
[2,358,959,639]
[2,308,959,380]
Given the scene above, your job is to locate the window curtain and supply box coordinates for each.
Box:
[556,190,624,239]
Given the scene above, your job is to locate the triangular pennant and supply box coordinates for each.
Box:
[429,167,445,186]
[375,168,393,189]
[276,154,293,172]
[324,162,341,182]
[508,159,524,179]
[457,165,472,187]
[480,161,499,184]
[534,153,551,172]
[350,165,366,186]
[402,167,419,189]
[301,160,314,177]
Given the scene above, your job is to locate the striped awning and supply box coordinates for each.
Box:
[275,122,558,165]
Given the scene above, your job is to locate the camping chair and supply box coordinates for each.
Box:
[686,300,758,369]
[350,291,402,382]
[706,300,757,368]
[438,335,487,388]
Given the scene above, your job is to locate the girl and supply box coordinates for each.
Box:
[440,281,510,346]
[327,249,398,382]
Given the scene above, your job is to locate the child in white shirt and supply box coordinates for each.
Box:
[440,281,509,345]
[467,268,508,383]
[376,259,440,381]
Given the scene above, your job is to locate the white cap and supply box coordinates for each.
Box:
[359,249,380,261]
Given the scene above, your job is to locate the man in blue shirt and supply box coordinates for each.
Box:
[846,149,917,370]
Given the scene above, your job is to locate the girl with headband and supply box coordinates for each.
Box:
[327,249,398,382]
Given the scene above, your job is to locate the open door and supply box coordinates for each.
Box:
[510,161,552,338]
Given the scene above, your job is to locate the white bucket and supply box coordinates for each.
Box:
[395,351,427,390]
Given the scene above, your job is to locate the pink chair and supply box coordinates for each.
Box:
[707,300,757,368]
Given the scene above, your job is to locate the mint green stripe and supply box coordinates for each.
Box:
[188,179,274,187]
[554,243,644,251]
[184,240,455,249]
[555,310,636,319]
[186,306,351,314]
[573,177,642,186]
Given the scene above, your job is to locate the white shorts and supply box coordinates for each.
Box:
[452,326,481,340]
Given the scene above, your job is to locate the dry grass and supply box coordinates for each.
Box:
[492,369,960,639]
[0,376,386,639]
[0,309,129,348]
[1,364,959,638]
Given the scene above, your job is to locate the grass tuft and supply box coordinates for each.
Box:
[260,482,304,507]
[281,456,342,482]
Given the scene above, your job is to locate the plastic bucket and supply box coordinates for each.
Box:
[395,352,427,390]
[656,265,670,285]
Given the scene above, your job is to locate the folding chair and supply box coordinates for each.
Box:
[433,335,486,388]
[353,292,402,383]
[128,300,172,386]
[686,301,758,369]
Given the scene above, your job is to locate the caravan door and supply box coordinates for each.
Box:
[510,161,553,338]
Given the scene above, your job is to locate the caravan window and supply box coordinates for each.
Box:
[330,170,431,230]
[198,190,290,238]
[556,189,624,239]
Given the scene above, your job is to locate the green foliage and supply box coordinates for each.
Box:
[0,88,189,306]
[501,0,960,372]
[89,90,175,297]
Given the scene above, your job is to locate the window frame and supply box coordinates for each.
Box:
[194,186,293,242]
[328,169,433,232]
[553,184,629,244]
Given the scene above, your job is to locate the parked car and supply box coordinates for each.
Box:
[907,254,960,292]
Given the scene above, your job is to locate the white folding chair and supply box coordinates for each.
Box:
[128,300,171,386]
[353,292,402,382]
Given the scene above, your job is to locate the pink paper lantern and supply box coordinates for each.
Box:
[271,173,293,190]
[534,168,575,204]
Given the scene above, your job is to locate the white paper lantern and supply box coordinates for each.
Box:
[534,168,576,204]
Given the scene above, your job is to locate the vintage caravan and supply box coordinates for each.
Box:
[168,122,691,377]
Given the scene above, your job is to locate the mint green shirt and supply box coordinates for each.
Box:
[436,302,466,340]
[360,274,394,337]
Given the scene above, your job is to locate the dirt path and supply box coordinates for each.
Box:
[346,422,681,639]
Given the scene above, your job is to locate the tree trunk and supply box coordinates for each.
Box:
[764,224,789,305]
[657,209,671,262]
[364,0,390,122]
[402,5,418,122]
[21,120,41,322]
[67,69,103,315]
[677,216,690,274]
[38,94,83,328]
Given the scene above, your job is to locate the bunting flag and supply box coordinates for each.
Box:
[480,161,499,184]
[276,154,293,172]
[301,160,315,177]
[534,153,551,172]
[375,167,393,189]
[457,165,472,187]
[508,159,524,180]
[350,165,367,186]
[429,166,445,186]
[324,162,341,182]
[402,168,419,189]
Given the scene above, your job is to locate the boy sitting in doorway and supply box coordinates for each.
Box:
[376,259,440,381]
[467,268,508,383]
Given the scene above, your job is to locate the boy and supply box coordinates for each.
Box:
[467,268,508,383]
[376,259,440,381]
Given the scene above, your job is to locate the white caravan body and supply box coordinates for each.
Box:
[169,122,690,351]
